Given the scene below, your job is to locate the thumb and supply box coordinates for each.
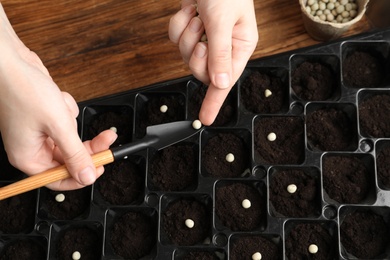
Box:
[55,130,97,186]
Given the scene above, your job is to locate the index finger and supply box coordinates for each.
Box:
[198,84,231,125]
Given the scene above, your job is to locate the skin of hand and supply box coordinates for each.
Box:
[0,4,117,190]
[169,0,258,125]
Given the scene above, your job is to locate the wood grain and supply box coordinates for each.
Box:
[1,0,372,102]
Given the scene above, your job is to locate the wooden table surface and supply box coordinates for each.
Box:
[2,0,372,102]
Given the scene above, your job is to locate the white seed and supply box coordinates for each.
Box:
[192,119,202,130]
[342,17,350,23]
[345,3,352,11]
[307,0,315,6]
[319,14,326,21]
[225,153,235,163]
[326,13,335,22]
[160,105,168,113]
[327,2,335,10]
[316,10,323,16]
[336,15,343,22]
[319,2,326,10]
[308,244,319,254]
[349,10,357,18]
[306,6,312,13]
[185,219,195,228]
[267,132,277,142]
[311,3,319,11]
[322,0,329,3]
[252,252,262,260]
[109,126,117,133]
[201,34,208,42]
[336,4,345,14]
[55,193,65,203]
[332,9,337,16]
[342,10,350,18]
[340,0,348,5]
[242,199,251,209]
[287,184,298,194]
[324,9,331,15]
[264,89,272,97]
[72,251,81,260]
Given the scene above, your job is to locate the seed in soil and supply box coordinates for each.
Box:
[267,132,277,141]
[287,184,298,194]
[308,244,318,254]
[55,193,65,203]
[225,153,235,162]
[242,199,252,209]
[185,219,195,228]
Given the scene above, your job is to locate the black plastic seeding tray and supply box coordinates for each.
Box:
[1,28,390,260]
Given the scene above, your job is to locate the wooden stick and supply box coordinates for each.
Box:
[0,149,114,200]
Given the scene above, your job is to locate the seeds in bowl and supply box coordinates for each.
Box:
[305,0,358,23]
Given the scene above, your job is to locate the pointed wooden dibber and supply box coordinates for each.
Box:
[0,149,114,200]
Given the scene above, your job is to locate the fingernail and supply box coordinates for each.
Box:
[110,134,118,146]
[194,43,207,58]
[78,166,96,185]
[215,73,230,89]
[189,18,202,33]
[183,4,195,14]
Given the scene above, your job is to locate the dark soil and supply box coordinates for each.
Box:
[42,187,90,220]
[110,211,156,259]
[96,160,143,205]
[359,94,390,137]
[84,109,132,145]
[322,155,370,204]
[0,239,46,260]
[182,251,219,260]
[162,198,210,246]
[0,191,36,234]
[202,133,249,178]
[343,51,385,88]
[340,210,390,259]
[229,235,280,260]
[149,144,196,191]
[254,117,304,164]
[56,227,101,260]
[292,61,336,101]
[306,108,355,151]
[269,169,320,217]
[240,70,285,113]
[215,182,265,231]
[377,144,390,189]
[286,223,337,260]
[189,83,235,126]
[138,95,185,137]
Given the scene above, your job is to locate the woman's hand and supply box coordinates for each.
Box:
[0,4,117,190]
[169,0,258,125]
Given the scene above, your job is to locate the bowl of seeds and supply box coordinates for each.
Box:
[299,0,369,41]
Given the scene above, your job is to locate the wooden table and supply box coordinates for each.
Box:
[2,0,372,102]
